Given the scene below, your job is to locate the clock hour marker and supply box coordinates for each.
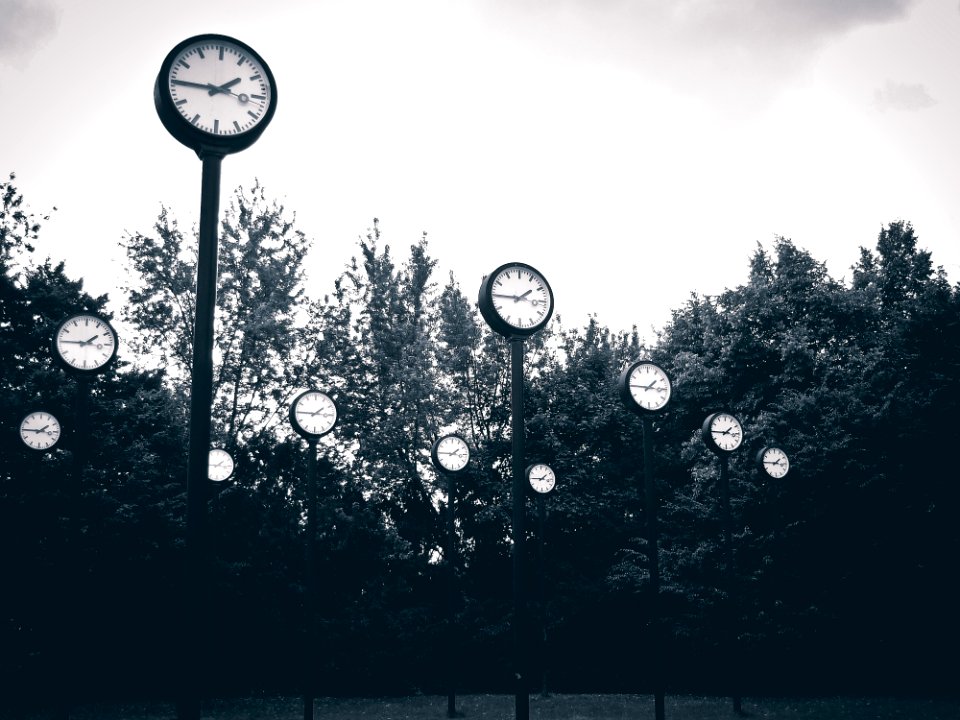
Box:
[251,94,265,101]
[178,59,190,69]
[250,73,261,81]
[247,110,259,120]
[233,120,241,132]
[214,119,219,134]
[176,99,187,106]
[219,46,224,60]
[190,114,200,125]
[197,47,205,59]
[237,55,246,66]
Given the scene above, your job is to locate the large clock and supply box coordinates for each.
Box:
[702,411,744,454]
[289,389,338,439]
[155,34,277,156]
[431,434,470,474]
[756,446,790,479]
[526,462,556,496]
[478,262,554,337]
[19,411,61,451]
[618,360,671,414]
[52,313,118,375]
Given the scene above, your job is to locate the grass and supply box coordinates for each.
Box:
[7,694,960,720]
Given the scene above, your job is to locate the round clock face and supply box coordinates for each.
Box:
[620,360,671,413]
[20,411,61,451]
[527,463,556,495]
[53,313,118,374]
[431,435,470,473]
[208,448,234,482]
[703,412,743,454]
[478,262,554,337]
[289,390,338,438]
[156,34,277,154]
[757,446,789,478]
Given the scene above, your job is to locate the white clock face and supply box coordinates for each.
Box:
[434,435,470,472]
[709,413,743,452]
[490,265,553,331]
[208,448,234,482]
[293,391,337,437]
[528,463,556,494]
[168,39,273,137]
[20,412,61,451]
[55,314,117,372]
[627,362,671,412]
[760,447,789,478]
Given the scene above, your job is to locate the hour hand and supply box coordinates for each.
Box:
[208,77,241,96]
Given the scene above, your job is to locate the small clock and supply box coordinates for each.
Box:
[19,411,61,451]
[208,448,235,482]
[478,262,554,337]
[526,463,556,495]
[289,389,338,439]
[52,313,118,374]
[702,412,744,454]
[756,446,789,479]
[618,360,672,414]
[155,34,277,156]
[431,434,470,474]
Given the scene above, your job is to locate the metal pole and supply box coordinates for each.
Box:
[446,471,458,718]
[535,494,548,698]
[510,337,529,720]
[304,438,319,720]
[180,152,223,720]
[642,417,665,720]
[718,455,742,714]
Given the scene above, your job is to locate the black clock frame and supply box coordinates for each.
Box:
[617,359,672,415]
[430,434,471,474]
[51,312,119,376]
[288,389,339,440]
[701,411,744,455]
[477,261,554,338]
[755,445,790,478]
[525,462,557,497]
[154,33,278,158]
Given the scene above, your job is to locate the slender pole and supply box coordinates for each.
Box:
[642,417,665,720]
[535,495,548,697]
[304,438,319,720]
[179,152,223,720]
[718,455,742,714]
[510,337,529,720]
[446,471,458,718]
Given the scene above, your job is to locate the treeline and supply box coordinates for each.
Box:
[2,173,959,703]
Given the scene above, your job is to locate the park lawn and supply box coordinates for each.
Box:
[10,694,960,719]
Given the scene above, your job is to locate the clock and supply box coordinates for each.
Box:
[431,434,470,473]
[756,446,789,479]
[526,462,556,495]
[289,389,338,439]
[52,313,118,374]
[618,360,672,414]
[702,412,744,454]
[208,448,234,482]
[19,411,61,451]
[478,262,554,337]
[155,34,277,156]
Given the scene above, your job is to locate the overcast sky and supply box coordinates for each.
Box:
[3,0,959,339]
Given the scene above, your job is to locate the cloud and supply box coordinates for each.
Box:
[873,79,936,111]
[0,0,60,68]
[481,0,920,109]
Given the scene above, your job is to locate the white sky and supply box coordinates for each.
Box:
[3,0,959,340]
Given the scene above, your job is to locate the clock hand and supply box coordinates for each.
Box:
[492,292,521,302]
[208,77,241,96]
[517,289,533,300]
[171,79,222,91]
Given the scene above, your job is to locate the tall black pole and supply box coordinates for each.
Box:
[180,152,223,720]
[510,337,529,720]
[535,494,548,697]
[446,471,458,718]
[718,454,742,714]
[642,416,665,720]
[304,438,319,720]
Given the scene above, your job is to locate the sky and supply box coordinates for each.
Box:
[3,0,959,340]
